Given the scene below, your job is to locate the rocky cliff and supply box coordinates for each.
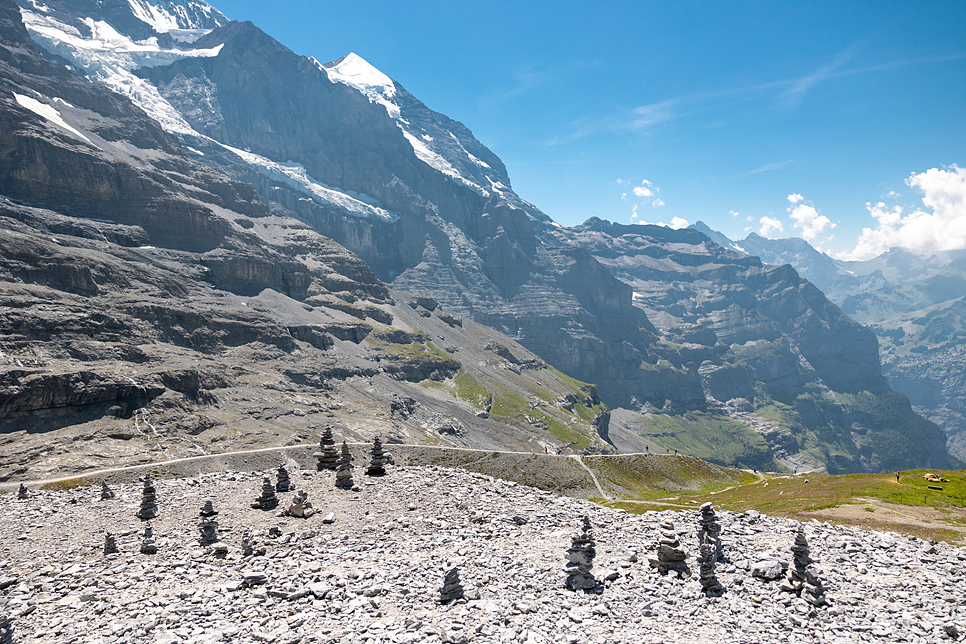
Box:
[690,222,966,463]
[4,0,955,474]
[0,0,614,480]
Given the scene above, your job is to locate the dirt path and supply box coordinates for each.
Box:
[568,454,611,499]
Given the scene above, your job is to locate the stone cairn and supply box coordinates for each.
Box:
[16,484,27,500]
[697,534,724,595]
[275,464,293,492]
[241,530,255,557]
[697,502,723,561]
[136,473,159,520]
[251,477,278,510]
[287,489,315,518]
[649,518,690,577]
[781,528,827,606]
[366,436,387,476]
[198,501,220,545]
[335,441,354,489]
[314,426,339,471]
[439,566,465,603]
[100,480,115,500]
[564,515,598,591]
[140,525,158,555]
[103,532,119,555]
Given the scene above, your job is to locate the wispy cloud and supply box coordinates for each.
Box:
[480,60,599,110]
[741,159,796,177]
[549,48,966,144]
[779,50,853,108]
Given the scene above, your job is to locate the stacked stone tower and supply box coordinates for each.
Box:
[335,441,354,489]
[140,525,158,554]
[366,436,387,476]
[136,473,159,520]
[275,464,293,492]
[439,566,465,603]
[697,534,724,595]
[564,515,597,591]
[315,426,339,471]
[697,502,723,561]
[251,477,279,510]
[99,480,114,500]
[782,528,827,606]
[103,532,119,555]
[198,501,220,545]
[648,518,690,577]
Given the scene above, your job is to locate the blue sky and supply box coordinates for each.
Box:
[213,0,965,260]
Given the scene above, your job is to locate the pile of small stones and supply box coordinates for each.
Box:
[649,518,690,577]
[1,464,964,644]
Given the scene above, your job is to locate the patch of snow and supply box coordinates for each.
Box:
[400,130,487,197]
[14,92,91,143]
[731,243,746,253]
[28,0,49,12]
[632,292,644,299]
[185,146,204,155]
[19,9,223,136]
[127,0,180,33]
[139,245,156,249]
[219,143,400,223]
[324,52,400,119]
[50,97,76,108]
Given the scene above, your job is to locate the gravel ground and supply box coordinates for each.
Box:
[1,464,964,644]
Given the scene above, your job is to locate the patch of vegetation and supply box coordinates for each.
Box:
[489,384,529,417]
[454,370,490,409]
[419,379,448,393]
[573,402,606,423]
[547,365,596,397]
[532,411,590,450]
[634,410,779,471]
[40,477,87,491]
[587,454,758,500]
[366,333,458,364]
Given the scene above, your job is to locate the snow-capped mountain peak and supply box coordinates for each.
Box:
[323,52,399,119]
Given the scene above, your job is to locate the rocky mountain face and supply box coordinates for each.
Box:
[0,0,614,480]
[3,0,956,474]
[691,222,966,462]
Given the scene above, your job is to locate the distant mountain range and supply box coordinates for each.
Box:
[0,0,957,476]
[691,221,966,461]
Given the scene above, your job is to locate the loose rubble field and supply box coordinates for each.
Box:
[1,464,964,644]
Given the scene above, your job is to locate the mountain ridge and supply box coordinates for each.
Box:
[3,0,956,475]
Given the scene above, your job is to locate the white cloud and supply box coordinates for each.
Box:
[616,178,624,185]
[787,195,835,244]
[759,216,784,237]
[669,217,689,229]
[652,198,665,207]
[621,192,627,200]
[746,215,753,221]
[633,186,653,198]
[839,165,966,261]
[730,210,739,218]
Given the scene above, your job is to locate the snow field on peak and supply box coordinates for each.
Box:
[324,52,506,199]
[125,0,227,33]
[19,8,225,135]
